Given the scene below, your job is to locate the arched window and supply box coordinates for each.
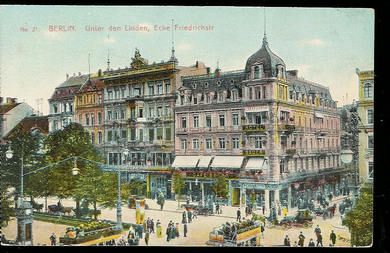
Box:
[364,83,373,98]
[254,66,260,79]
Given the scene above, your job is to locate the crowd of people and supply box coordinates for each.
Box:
[282,225,338,247]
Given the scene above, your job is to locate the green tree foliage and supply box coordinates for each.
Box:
[211,175,228,198]
[173,172,185,208]
[342,187,373,246]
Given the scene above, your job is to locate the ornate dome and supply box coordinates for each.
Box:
[245,35,286,78]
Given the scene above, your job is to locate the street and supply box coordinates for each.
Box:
[2,196,351,247]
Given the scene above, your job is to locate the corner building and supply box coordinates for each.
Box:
[173,34,343,213]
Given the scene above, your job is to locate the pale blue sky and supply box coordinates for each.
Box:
[0,6,374,114]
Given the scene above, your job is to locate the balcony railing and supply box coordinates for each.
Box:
[243,124,266,132]
[280,124,296,132]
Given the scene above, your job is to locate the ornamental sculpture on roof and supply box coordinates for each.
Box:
[130,48,148,69]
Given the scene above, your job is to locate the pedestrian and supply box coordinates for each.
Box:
[237,208,241,222]
[298,231,305,247]
[282,206,288,217]
[50,232,56,246]
[144,230,150,246]
[293,241,298,247]
[166,223,171,242]
[314,224,321,237]
[156,220,163,238]
[188,210,192,223]
[193,210,198,219]
[316,233,323,247]
[284,235,290,246]
[182,211,187,224]
[308,238,315,247]
[216,203,220,214]
[260,223,265,238]
[146,217,151,233]
[278,205,281,216]
[262,204,265,215]
[183,223,188,237]
[330,230,337,246]
[151,219,155,233]
[143,219,147,233]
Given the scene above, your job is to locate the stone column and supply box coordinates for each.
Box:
[201,182,205,207]
[288,185,292,210]
[189,182,192,202]
[274,189,280,206]
[264,189,270,216]
[228,180,232,206]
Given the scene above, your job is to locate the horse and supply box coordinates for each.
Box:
[31,200,43,212]
[48,204,73,215]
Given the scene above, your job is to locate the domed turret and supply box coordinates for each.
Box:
[245,35,286,79]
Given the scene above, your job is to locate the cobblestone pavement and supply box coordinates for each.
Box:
[2,195,351,247]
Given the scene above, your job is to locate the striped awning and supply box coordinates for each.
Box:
[171,156,199,168]
[197,156,213,168]
[245,158,267,170]
[210,156,244,169]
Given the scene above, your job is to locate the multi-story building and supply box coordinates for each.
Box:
[0,97,34,143]
[100,49,207,198]
[173,34,343,213]
[74,77,105,150]
[48,73,89,132]
[356,69,374,184]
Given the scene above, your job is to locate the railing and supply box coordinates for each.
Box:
[243,124,266,132]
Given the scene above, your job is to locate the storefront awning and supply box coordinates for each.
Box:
[197,156,213,168]
[245,158,268,170]
[210,156,244,169]
[171,156,199,168]
[314,112,324,118]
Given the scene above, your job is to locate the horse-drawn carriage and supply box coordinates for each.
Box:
[30,199,43,212]
[279,209,313,228]
[47,202,73,215]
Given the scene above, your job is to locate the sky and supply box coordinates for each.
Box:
[0,6,374,115]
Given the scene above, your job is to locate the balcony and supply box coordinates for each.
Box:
[176,128,188,135]
[243,124,266,133]
[285,148,296,156]
[242,149,266,157]
[280,124,296,133]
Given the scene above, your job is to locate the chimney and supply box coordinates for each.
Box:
[196,61,199,68]
[66,73,69,80]
[98,69,102,77]
[206,67,211,75]
[78,72,81,76]
[6,97,17,104]
[287,70,298,77]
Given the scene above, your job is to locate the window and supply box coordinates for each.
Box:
[249,87,253,100]
[133,87,141,96]
[192,139,199,150]
[233,113,239,126]
[91,113,95,125]
[114,89,119,99]
[232,137,240,149]
[120,109,125,119]
[193,115,199,128]
[181,117,187,128]
[98,131,102,144]
[149,108,154,118]
[86,113,90,126]
[367,109,374,124]
[165,105,170,116]
[368,135,374,149]
[219,138,226,149]
[206,115,212,127]
[121,130,127,139]
[206,94,211,104]
[165,127,171,140]
[368,162,373,179]
[193,96,198,105]
[139,108,143,118]
[139,129,143,142]
[157,82,163,95]
[121,88,125,98]
[148,83,154,95]
[107,90,113,100]
[165,80,171,94]
[254,66,260,79]
[79,114,82,124]
[107,130,112,142]
[53,104,58,113]
[181,139,187,150]
[280,159,285,174]
[206,139,212,149]
[157,128,163,140]
[255,136,262,149]
[262,86,266,99]
[98,112,102,124]
[149,129,154,142]
[364,83,373,98]
[157,107,163,117]
[219,114,225,127]
[218,92,224,102]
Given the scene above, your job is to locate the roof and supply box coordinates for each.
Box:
[58,74,89,88]
[0,103,20,114]
[3,115,49,139]
[245,35,285,75]
[287,73,333,101]
[77,78,105,93]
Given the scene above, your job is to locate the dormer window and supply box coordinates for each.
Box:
[252,64,263,79]
[205,82,209,88]
[217,81,221,86]
[192,83,197,89]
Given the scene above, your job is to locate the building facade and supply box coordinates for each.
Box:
[48,73,89,132]
[74,77,105,150]
[356,69,374,184]
[100,49,207,198]
[172,34,343,213]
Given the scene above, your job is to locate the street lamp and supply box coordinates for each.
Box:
[340,149,353,165]
[116,148,129,231]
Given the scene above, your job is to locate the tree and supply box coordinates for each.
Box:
[342,187,373,246]
[44,123,104,218]
[173,172,185,208]
[212,175,228,198]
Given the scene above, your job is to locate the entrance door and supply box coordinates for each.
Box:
[232,188,240,206]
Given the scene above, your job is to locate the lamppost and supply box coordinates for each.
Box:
[5,146,78,246]
[116,148,129,230]
[340,102,361,207]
